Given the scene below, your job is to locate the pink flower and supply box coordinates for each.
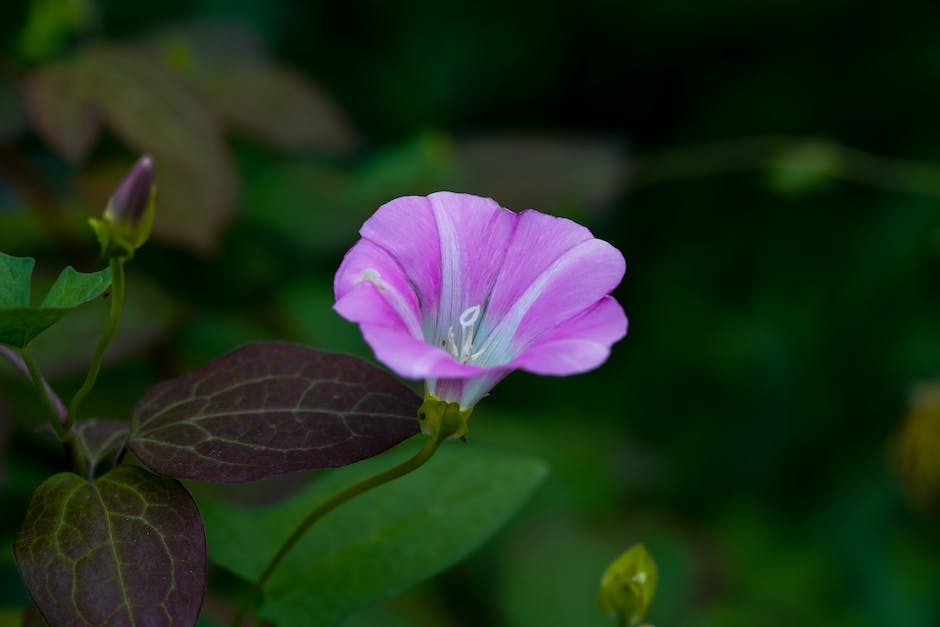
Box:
[334,192,627,410]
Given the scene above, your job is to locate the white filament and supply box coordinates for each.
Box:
[444,304,486,363]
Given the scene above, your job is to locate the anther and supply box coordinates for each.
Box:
[357,268,385,290]
[459,305,481,328]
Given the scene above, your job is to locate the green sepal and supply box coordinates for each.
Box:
[598,543,658,627]
[418,395,473,442]
[90,186,156,259]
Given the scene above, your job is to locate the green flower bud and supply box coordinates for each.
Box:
[89,155,156,259]
[417,396,473,443]
[598,543,658,627]
[895,384,940,517]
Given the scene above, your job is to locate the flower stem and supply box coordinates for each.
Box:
[67,257,125,428]
[230,436,441,627]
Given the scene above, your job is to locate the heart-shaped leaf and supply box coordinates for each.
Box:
[0,253,111,348]
[152,23,356,154]
[77,46,236,255]
[14,465,206,627]
[201,443,548,627]
[191,64,357,153]
[128,341,421,483]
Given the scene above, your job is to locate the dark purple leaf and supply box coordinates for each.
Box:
[22,603,49,626]
[149,23,357,154]
[22,62,100,162]
[81,46,235,255]
[192,64,358,153]
[127,342,421,483]
[73,419,130,475]
[14,466,206,627]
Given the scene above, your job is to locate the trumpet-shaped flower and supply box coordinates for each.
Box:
[334,192,627,412]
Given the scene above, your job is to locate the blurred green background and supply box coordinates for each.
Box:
[1,0,940,625]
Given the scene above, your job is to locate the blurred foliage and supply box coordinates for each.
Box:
[2,0,940,626]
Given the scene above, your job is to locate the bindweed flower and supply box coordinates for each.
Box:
[89,155,156,259]
[334,192,627,430]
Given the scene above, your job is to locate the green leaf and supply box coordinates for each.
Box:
[0,253,110,348]
[0,253,32,308]
[14,466,206,627]
[201,443,547,627]
[28,271,175,378]
[16,0,96,63]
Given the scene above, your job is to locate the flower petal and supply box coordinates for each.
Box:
[425,192,516,344]
[359,193,517,343]
[358,196,441,324]
[509,296,627,375]
[360,324,487,380]
[474,235,626,367]
[482,209,595,327]
[334,239,423,337]
[429,369,511,409]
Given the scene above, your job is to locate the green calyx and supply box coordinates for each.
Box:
[89,186,156,259]
[417,396,473,443]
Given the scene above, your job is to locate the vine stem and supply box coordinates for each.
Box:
[230,436,441,627]
[67,257,125,428]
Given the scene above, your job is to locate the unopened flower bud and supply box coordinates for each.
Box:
[106,155,154,225]
[89,155,156,259]
[895,384,940,517]
[598,543,658,627]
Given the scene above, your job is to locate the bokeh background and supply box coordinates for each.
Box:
[2,1,940,625]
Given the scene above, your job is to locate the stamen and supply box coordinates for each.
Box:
[447,327,459,358]
[440,305,490,364]
[459,305,481,328]
[457,305,482,363]
[357,268,384,290]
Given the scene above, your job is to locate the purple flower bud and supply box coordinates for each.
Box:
[105,155,154,225]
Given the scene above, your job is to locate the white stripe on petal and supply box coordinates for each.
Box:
[473,239,609,367]
[431,194,463,346]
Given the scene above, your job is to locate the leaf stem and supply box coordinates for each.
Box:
[67,257,125,427]
[20,348,67,439]
[230,436,441,627]
[20,347,89,476]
